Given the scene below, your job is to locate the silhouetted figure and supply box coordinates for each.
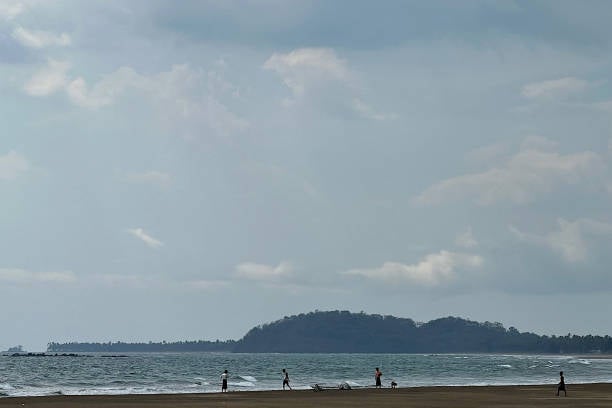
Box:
[375,367,382,388]
[282,368,292,390]
[221,369,228,392]
[391,381,397,389]
[556,371,567,396]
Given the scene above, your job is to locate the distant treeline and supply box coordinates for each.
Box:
[47,311,612,354]
[47,340,235,353]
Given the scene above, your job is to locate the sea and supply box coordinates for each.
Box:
[1,353,611,397]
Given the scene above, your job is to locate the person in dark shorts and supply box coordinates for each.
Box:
[221,369,228,392]
[282,368,292,390]
[556,371,567,396]
[375,367,382,388]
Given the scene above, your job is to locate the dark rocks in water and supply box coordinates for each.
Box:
[6,352,129,358]
[9,352,86,357]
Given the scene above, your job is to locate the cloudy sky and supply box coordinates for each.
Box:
[2,0,612,351]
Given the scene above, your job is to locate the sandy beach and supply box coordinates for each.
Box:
[1,383,610,408]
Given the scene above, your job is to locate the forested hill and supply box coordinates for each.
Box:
[232,311,612,353]
[47,311,612,353]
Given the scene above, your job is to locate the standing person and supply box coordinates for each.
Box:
[375,367,382,388]
[556,371,567,396]
[221,369,228,393]
[282,368,292,390]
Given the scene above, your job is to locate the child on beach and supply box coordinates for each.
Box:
[375,368,382,388]
[556,371,567,396]
[221,370,228,393]
[282,368,292,390]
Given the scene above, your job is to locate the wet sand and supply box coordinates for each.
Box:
[1,383,611,408]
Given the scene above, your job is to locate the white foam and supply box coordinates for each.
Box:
[568,359,591,365]
[229,381,254,388]
[239,375,257,382]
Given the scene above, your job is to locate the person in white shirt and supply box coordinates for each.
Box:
[221,370,228,392]
[282,368,292,390]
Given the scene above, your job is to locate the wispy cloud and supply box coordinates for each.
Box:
[24,62,248,138]
[415,137,603,206]
[12,26,71,48]
[127,228,164,249]
[521,77,589,99]
[0,268,76,284]
[352,98,397,121]
[0,150,30,181]
[125,171,171,187]
[23,59,70,96]
[264,47,392,120]
[263,47,348,96]
[342,251,483,287]
[510,218,612,263]
[455,227,478,249]
[235,261,293,281]
[0,1,25,20]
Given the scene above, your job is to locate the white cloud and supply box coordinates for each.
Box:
[65,67,139,109]
[0,268,76,284]
[510,218,612,263]
[343,251,483,286]
[24,63,247,137]
[0,1,24,20]
[23,59,70,96]
[263,47,348,96]
[235,261,293,281]
[11,26,71,48]
[455,227,478,249]
[0,150,29,180]
[415,138,603,206]
[264,48,390,120]
[125,171,171,187]
[521,77,589,99]
[145,64,248,137]
[127,228,164,249]
[352,98,396,121]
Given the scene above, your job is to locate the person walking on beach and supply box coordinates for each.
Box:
[221,369,228,393]
[375,367,382,388]
[556,371,567,396]
[282,368,292,390]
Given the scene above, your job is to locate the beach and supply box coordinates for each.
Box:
[1,383,611,408]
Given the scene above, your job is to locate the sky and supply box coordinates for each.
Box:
[1,0,612,351]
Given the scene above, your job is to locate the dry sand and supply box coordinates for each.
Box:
[1,383,610,408]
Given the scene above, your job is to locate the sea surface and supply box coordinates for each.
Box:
[1,353,611,397]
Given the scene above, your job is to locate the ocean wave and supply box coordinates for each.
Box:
[239,375,257,382]
[229,381,255,387]
[497,364,512,369]
[0,382,15,390]
[568,359,591,365]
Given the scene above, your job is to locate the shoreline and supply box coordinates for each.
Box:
[1,383,611,407]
